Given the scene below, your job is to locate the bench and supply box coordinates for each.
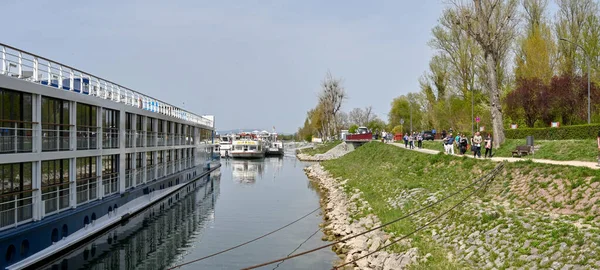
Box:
[512,145,533,157]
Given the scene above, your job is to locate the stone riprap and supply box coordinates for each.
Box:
[305,164,419,269]
[297,142,353,161]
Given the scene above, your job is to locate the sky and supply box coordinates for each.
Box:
[3,0,446,133]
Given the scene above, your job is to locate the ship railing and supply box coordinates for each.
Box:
[147,131,157,147]
[0,43,215,128]
[102,127,119,149]
[76,176,99,205]
[125,169,134,189]
[76,125,98,150]
[42,184,70,216]
[135,168,144,185]
[102,172,119,196]
[42,123,71,152]
[146,165,155,181]
[166,162,173,175]
[157,164,164,177]
[157,132,166,146]
[167,134,174,146]
[136,130,145,147]
[0,120,35,154]
[125,130,134,148]
[0,192,33,231]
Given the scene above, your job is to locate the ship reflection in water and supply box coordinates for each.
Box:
[42,172,221,270]
[228,159,264,184]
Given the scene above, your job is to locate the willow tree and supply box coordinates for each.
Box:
[450,0,519,147]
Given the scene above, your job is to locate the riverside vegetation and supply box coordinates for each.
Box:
[420,139,598,162]
[315,142,600,269]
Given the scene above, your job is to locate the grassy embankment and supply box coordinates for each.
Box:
[419,139,597,162]
[322,142,600,269]
[300,140,341,155]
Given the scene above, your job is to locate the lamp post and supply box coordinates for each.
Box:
[559,38,591,124]
[471,88,474,135]
[409,101,413,134]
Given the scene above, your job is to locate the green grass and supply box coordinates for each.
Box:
[322,142,496,268]
[421,139,597,162]
[300,140,341,155]
[320,142,600,268]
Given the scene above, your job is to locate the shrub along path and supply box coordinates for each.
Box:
[392,142,600,170]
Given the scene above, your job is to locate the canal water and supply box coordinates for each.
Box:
[43,157,336,270]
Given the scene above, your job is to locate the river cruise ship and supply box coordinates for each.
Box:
[0,43,220,269]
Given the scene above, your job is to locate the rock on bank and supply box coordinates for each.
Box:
[305,164,418,269]
[297,142,353,161]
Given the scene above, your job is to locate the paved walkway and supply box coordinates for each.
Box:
[390,143,600,170]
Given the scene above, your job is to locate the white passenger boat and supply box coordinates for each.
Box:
[266,132,284,156]
[219,135,234,158]
[230,133,266,159]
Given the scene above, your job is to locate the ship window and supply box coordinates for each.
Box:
[249,146,257,151]
[51,228,59,243]
[42,159,70,214]
[41,96,70,152]
[102,155,119,195]
[20,240,29,257]
[5,244,15,263]
[62,224,68,238]
[76,156,97,204]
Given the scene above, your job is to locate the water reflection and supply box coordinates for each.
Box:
[42,173,221,270]
[228,159,264,184]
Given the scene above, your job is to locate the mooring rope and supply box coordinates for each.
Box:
[240,162,505,270]
[167,206,322,269]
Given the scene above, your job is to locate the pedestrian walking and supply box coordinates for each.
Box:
[484,133,493,158]
[447,133,455,155]
[417,133,423,148]
[441,130,447,141]
[404,134,408,148]
[454,133,460,154]
[408,133,414,149]
[432,128,437,140]
[382,131,387,143]
[472,132,483,158]
[459,134,468,155]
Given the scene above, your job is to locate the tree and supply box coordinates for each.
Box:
[515,0,555,82]
[388,94,425,133]
[555,0,599,76]
[504,78,545,127]
[318,71,347,140]
[451,0,519,147]
[348,106,374,126]
[349,124,359,133]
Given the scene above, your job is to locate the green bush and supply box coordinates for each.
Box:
[349,124,358,134]
[505,124,600,140]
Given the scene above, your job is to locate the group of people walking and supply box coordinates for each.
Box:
[442,131,493,158]
[402,132,424,149]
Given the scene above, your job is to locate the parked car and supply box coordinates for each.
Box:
[422,131,435,141]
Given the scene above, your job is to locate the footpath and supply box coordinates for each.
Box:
[391,143,600,170]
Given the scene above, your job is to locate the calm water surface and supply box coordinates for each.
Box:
[44,157,336,270]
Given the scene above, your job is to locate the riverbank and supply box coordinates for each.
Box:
[310,142,600,269]
[297,141,352,161]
